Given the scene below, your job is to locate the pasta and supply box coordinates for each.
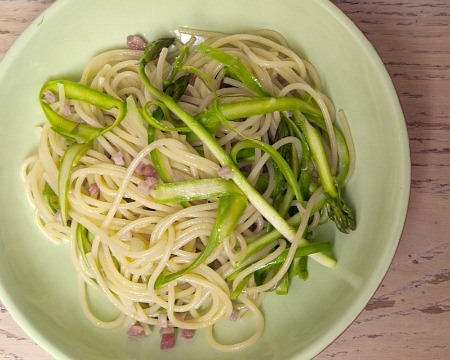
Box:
[23,28,356,351]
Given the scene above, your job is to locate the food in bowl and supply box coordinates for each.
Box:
[23,28,355,351]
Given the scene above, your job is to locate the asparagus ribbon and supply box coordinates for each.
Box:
[154,179,248,288]
[40,80,127,143]
[39,35,357,299]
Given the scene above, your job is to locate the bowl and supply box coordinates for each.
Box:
[0,0,410,359]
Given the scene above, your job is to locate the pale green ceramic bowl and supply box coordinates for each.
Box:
[0,0,410,359]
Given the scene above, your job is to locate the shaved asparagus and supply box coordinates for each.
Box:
[138,38,338,269]
[155,194,247,288]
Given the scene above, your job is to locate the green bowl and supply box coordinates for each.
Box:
[0,0,410,359]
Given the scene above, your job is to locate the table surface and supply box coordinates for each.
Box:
[0,0,449,359]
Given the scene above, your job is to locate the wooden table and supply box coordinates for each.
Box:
[0,0,449,359]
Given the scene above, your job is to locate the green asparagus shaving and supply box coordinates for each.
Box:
[261,242,333,271]
[217,96,322,120]
[273,257,306,293]
[164,45,190,87]
[215,104,337,267]
[140,36,183,146]
[202,100,304,213]
[253,268,267,286]
[42,183,59,214]
[288,258,301,279]
[152,75,190,120]
[76,224,99,283]
[148,75,191,187]
[230,273,252,299]
[58,142,91,225]
[147,129,169,183]
[149,74,192,208]
[192,97,323,141]
[241,197,334,266]
[123,95,170,182]
[197,42,269,97]
[275,116,300,178]
[140,38,338,269]
[153,178,244,203]
[141,37,175,66]
[254,174,270,194]
[76,223,92,257]
[164,74,191,102]
[294,112,356,233]
[192,96,323,139]
[180,65,216,93]
[298,256,309,280]
[283,114,312,171]
[303,114,351,187]
[276,187,295,222]
[228,242,333,297]
[276,271,290,295]
[282,114,315,199]
[272,117,292,211]
[140,35,176,125]
[194,43,322,135]
[155,194,247,288]
[270,116,300,225]
[299,171,312,200]
[228,242,333,282]
[40,78,131,227]
[334,127,351,185]
[147,126,172,185]
[140,39,190,188]
[139,40,298,245]
[40,80,127,143]
[193,99,228,135]
[298,115,336,196]
[230,139,303,202]
[235,147,255,162]
[142,100,191,133]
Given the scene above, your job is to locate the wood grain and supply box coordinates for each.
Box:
[0,0,449,359]
[320,1,450,359]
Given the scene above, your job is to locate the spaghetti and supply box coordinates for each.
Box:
[23,28,355,351]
